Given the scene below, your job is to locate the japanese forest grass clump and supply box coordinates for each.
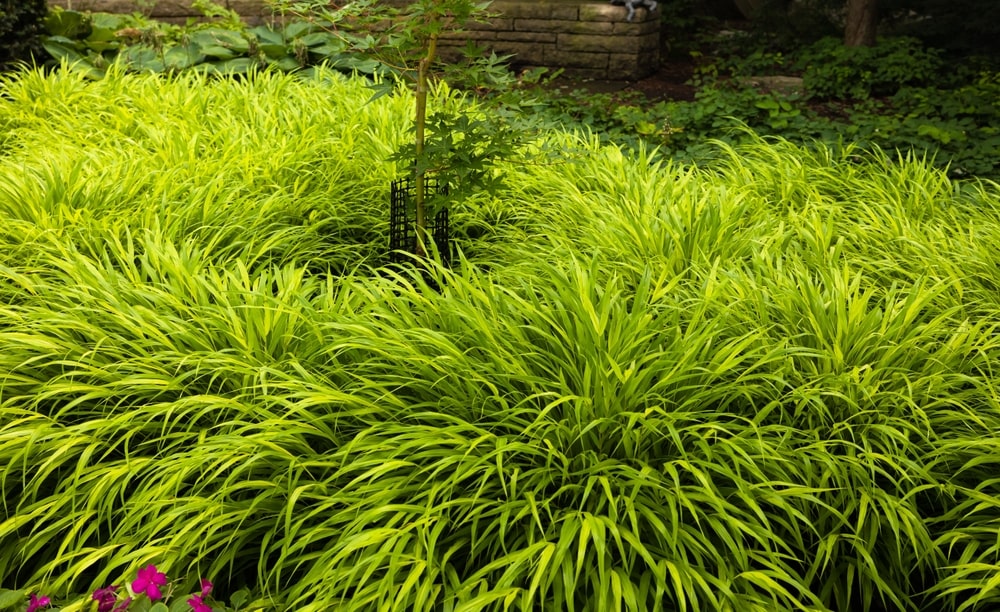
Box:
[1,67,1000,611]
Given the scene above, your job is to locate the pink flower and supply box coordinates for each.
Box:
[26,594,51,612]
[187,594,212,612]
[198,579,213,597]
[131,564,168,600]
[92,585,119,612]
[111,596,132,612]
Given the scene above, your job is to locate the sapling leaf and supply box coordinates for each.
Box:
[230,589,249,609]
[132,599,153,612]
[365,81,396,105]
[0,590,23,610]
[168,597,191,612]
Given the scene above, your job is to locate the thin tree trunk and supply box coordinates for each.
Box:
[413,33,438,258]
[844,0,878,47]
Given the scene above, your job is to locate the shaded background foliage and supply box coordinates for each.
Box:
[0,0,47,70]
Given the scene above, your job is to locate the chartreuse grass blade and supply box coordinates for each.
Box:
[1,65,1000,610]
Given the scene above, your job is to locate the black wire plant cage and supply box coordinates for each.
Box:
[389,175,451,267]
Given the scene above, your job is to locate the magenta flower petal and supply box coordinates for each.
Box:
[26,594,51,612]
[187,595,213,612]
[111,596,132,612]
[92,585,120,612]
[199,578,213,597]
[132,564,168,600]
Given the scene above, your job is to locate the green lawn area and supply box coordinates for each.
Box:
[1,67,1000,611]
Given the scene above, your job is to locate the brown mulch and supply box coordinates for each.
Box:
[628,58,699,102]
[549,58,697,103]
[544,54,699,103]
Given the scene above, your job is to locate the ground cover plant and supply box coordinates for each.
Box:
[510,33,1000,180]
[1,66,1000,611]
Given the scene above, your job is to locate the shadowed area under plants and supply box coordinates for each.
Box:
[1,66,1000,611]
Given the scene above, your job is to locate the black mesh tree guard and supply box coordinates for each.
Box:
[389,176,451,267]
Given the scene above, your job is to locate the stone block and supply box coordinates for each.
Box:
[638,32,659,53]
[608,52,656,79]
[151,0,203,18]
[543,48,608,70]
[496,31,558,43]
[577,3,622,22]
[612,17,659,35]
[492,0,579,19]
[557,33,633,53]
[491,40,546,64]
[465,17,514,31]
[225,0,271,17]
[559,66,608,79]
[52,0,154,13]
[735,75,806,95]
[440,30,496,41]
[514,18,614,34]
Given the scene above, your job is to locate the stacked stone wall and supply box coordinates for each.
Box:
[439,0,659,79]
[48,0,660,79]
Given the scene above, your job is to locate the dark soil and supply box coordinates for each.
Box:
[541,19,756,103]
[547,56,699,103]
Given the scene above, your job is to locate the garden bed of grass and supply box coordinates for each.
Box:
[1,67,1000,611]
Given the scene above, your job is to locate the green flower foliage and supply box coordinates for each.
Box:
[2,67,1000,611]
[795,36,944,100]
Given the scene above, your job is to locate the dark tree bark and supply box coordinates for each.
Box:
[844,0,878,47]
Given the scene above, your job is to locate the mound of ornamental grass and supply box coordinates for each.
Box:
[1,66,1000,611]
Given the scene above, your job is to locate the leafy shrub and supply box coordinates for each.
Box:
[795,36,944,100]
[710,0,840,53]
[0,0,47,69]
[883,0,1000,60]
[714,49,788,77]
[844,78,1000,177]
[42,9,383,77]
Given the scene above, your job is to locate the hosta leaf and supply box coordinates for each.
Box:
[296,32,334,47]
[189,29,250,53]
[163,44,205,70]
[198,45,239,60]
[124,46,165,72]
[258,43,289,59]
[267,56,301,72]
[249,25,284,45]
[44,10,89,38]
[283,21,315,39]
[212,58,256,74]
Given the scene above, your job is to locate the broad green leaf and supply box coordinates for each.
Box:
[44,9,88,38]
[0,590,24,609]
[41,38,85,63]
[198,45,239,60]
[163,43,205,70]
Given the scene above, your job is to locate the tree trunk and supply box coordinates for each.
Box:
[844,0,878,47]
[413,33,438,259]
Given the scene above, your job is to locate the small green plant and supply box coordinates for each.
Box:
[795,36,944,100]
[843,79,1000,177]
[269,0,537,259]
